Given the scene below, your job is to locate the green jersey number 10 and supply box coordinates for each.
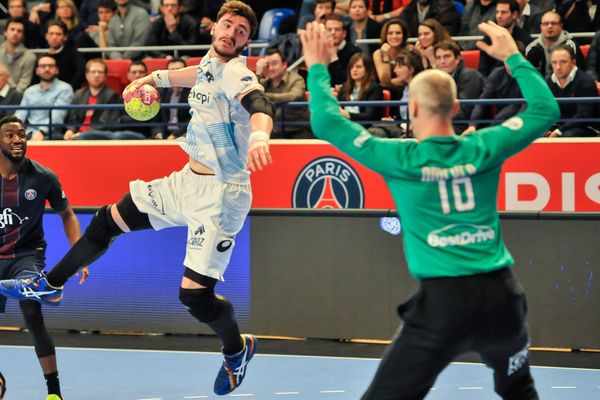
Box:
[438,177,475,214]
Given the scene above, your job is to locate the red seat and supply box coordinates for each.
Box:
[186,57,202,66]
[581,44,590,62]
[246,56,259,72]
[382,89,391,118]
[143,57,169,72]
[105,59,131,91]
[595,80,600,96]
[461,50,480,69]
[105,74,126,94]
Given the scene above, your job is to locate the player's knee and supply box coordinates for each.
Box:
[179,287,227,323]
[19,300,43,325]
[84,206,123,247]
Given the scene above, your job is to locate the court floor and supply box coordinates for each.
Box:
[1,345,599,399]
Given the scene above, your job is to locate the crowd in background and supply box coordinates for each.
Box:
[1,0,600,139]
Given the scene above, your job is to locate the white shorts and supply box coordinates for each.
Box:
[129,164,252,280]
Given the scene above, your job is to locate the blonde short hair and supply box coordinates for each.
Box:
[409,69,457,116]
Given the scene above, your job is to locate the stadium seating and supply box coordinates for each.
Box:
[105,59,132,93]
[461,50,480,69]
[143,58,169,72]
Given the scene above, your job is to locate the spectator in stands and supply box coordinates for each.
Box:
[478,0,532,76]
[145,0,198,58]
[464,42,527,134]
[370,0,410,23]
[546,45,599,137]
[298,0,336,29]
[0,17,37,93]
[15,54,74,140]
[460,0,497,50]
[347,0,382,54]
[586,30,600,81]
[557,0,600,43]
[525,10,584,77]
[7,0,44,49]
[151,58,191,140]
[63,58,121,140]
[373,18,410,87]
[80,0,116,49]
[399,0,460,38]
[516,0,542,34]
[369,48,424,138]
[256,48,311,139]
[198,0,225,37]
[55,0,87,45]
[338,52,383,127]
[434,40,486,132]
[0,64,24,118]
[107,0,151,60]
[414,18,451,70]
[79,0,102,26]
[325,14,362,87]
[45,19,86,89]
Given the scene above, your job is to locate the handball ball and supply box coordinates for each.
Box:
[123,84,160,121]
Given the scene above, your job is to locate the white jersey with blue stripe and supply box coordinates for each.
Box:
[178,54,263,184]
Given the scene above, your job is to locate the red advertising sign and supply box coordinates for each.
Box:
[28,139,600,211]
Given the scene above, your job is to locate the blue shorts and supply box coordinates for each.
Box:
[0,253,45,313]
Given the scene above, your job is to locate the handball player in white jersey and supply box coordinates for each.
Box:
[0,1,274,395]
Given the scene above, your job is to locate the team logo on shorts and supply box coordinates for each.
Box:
[292,157,364,208]
[217,239,233,252]
[24,189,37,200]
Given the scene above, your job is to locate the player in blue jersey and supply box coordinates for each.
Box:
[0,1,273,396]
[0,116,84,400]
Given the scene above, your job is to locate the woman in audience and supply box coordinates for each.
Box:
[337,52,384,127]
[414,18,452,69]
[55,0,87,44]
[373,18,410,88]
[370,48,424,138]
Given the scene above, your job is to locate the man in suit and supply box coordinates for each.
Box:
[324,14,362,87]
[63,58,121,140]
[546,44,599,137]
[434,40,486,132]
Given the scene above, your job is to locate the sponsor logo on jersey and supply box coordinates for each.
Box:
[24,189,37,200]
[147,184,165,215]
[189,89,211,105]
[0,208,29,228]
[217,239,233,252]
[292,157,364,208]
[427,223,495,248]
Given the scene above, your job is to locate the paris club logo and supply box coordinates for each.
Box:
[25,189,37,200]
[292,157,364,209]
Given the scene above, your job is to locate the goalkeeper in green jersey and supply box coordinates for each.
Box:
[300,21,559,400]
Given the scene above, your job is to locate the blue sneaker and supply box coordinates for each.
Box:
[0,272,63,305]
[213,334,258,395]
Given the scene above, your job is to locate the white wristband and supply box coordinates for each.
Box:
[152,70,171,88]
[249,131,270,145]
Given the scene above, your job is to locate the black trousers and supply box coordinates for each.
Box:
[362,268,539,400]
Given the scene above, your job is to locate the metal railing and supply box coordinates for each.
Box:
[4,96,600,138]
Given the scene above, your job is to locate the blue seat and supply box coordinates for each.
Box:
[453,1,465,16]
[258,8,296,42]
